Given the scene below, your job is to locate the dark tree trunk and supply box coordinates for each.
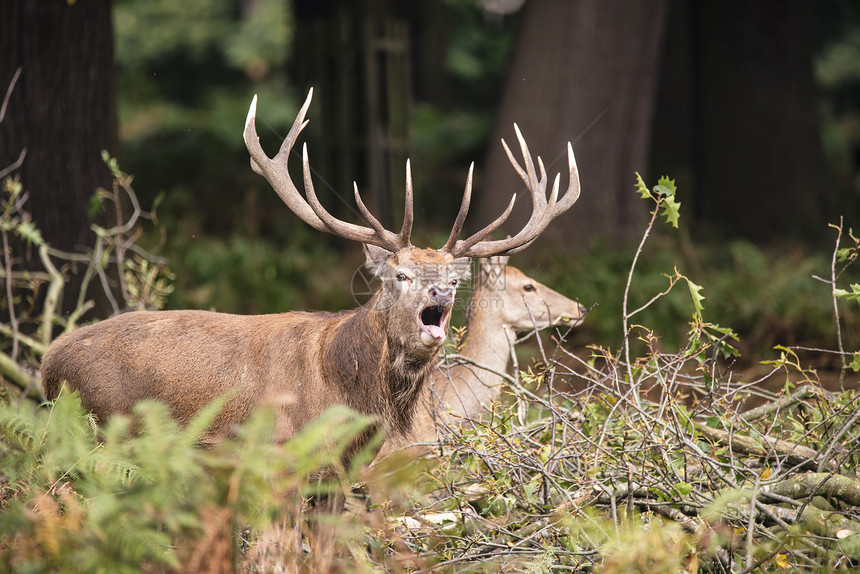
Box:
[293,0,411,231]
[690,0,825,242]
[0,0,116,254]
[474,0,668,252]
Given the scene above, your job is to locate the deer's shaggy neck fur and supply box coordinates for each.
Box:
[322,293,438,439]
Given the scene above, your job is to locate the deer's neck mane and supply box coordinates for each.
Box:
[322,295,437,439]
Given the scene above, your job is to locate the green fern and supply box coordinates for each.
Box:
[0,390,379,571]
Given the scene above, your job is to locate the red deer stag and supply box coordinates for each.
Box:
[41,89,581,455]
[377,256,586,458]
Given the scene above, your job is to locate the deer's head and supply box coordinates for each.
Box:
[363,246,467,356]
[476,255,586,332]
[243,89,581,355]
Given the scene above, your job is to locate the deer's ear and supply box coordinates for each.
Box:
[364,244,393,276]
[481,254,509,276]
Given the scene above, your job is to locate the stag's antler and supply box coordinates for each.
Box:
[441,124,580,258]
[244,89,413,252]
[246,90,579,257]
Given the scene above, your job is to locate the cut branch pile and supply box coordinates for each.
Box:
[386,345,860,572]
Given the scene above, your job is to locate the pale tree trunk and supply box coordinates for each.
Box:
[475,0,668,251]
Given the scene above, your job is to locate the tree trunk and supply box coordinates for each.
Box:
[475,0,668,252]
[0,0,116,254]
[690,0,825,242]
[293,0,410,231]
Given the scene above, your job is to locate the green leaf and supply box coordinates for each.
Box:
[634,172,650,199]
[660,195,681,228]
[704,416,721,428]
[836,248,856,263]
[671,481,692,497]
[653,175,677,197]
[835,284,860,303]
[685,278,705,315]
[850,352,860,372]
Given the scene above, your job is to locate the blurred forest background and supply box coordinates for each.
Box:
[2,0,860,365]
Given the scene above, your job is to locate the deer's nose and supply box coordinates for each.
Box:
[428,286,454,306]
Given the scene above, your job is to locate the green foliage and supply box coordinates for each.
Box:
[540,230,858,362]
[389,175,860,572]
[1,176,43,246]
[2,168,859,571]
[834,282,860,304]
[113,0,296,256]
[123,254,175,311]
[164,231,350,315]
[634,172,681,228]
[114,0,291,90]
[0,392,378,572]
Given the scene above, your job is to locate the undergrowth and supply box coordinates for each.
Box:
[0,392,381,573]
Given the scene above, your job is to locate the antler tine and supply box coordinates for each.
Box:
[514,123,547,211]
[553,141,581,215]
[441,162,474,253]
[277,89,314,160]
[353,182,390,239]
[448,125,580,258]
[302,144,408,250]
[455,192,517,253]
[399,159,414,245]
[244,89,409,252]
[300,144,367,242]
[244,90,327,233]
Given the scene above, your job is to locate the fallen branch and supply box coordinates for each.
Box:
[0,350,42,400]
[766,472,860,507]
[737,385,821,423]
[695,422,838,472]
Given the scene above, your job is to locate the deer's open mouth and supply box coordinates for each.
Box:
[419,304,448,341]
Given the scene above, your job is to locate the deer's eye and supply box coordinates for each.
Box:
[396,272,408,282]
[450,279,458,287]
[523,284,536,292]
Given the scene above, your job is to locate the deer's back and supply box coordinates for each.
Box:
[41,309,337,437]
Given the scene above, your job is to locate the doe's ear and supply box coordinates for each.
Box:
[364,244,393,276]
[453,257,471,281]
[480,254,508,275]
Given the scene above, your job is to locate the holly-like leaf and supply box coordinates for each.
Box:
[685,277,705,315]
[634,172,650,199]
[653,175,677,198]
[660,195,681,228]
